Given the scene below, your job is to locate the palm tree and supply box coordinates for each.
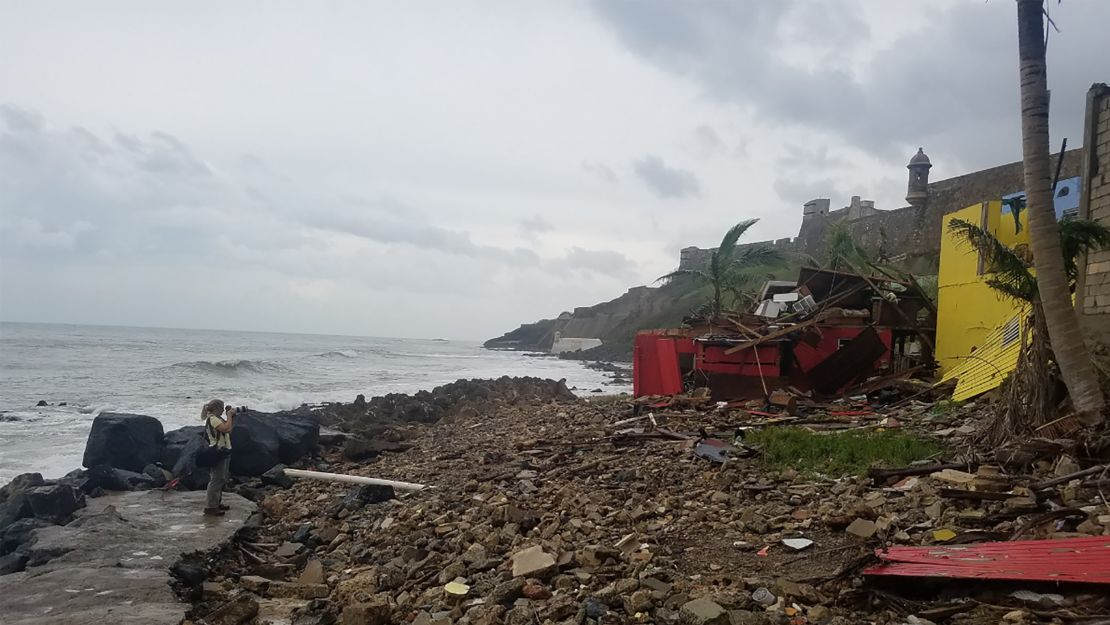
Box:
[1014,0,1104,425]
[947,216,1110,437]
[658,219,784,318]
[948,217,1110,304]
[824,220,873,271]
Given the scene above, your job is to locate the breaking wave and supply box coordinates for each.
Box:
[313,350,359,359]
[166,359,289,376]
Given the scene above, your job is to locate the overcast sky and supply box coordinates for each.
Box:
[2,1,1108,340]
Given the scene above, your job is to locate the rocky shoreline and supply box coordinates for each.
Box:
[3,377,1109,625]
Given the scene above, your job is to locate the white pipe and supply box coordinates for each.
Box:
[283,468,427,492]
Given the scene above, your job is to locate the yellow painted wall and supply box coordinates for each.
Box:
[936,200,1029,396]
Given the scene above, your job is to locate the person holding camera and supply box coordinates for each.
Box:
[199,399,235,517]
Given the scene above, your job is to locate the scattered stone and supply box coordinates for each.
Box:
[679,597,729,625]
[340,595,392,625]
[261,464,295,489]
[520,578,550,600]
[343,484,395,508]
[845,518,877,539]
[488,577,526,605]
[510,545,556,578]
[201,595,260,625]
[275,541,305,558]
[298,559,325,585]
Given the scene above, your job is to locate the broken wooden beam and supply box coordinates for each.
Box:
[1031,464,1106,491]
[868,461,977,485]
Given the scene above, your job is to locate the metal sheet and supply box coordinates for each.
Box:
[863,537,1110,584]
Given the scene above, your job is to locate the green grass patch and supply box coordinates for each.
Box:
[745,426,942,476]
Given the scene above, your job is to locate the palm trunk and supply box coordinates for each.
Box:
[1015,0,1104,425]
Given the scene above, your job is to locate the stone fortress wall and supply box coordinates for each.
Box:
[678,149,1084,275]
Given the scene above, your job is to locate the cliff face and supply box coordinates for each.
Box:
[483,279,703,359]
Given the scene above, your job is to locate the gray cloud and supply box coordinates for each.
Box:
[773,177,842,207]
[581,160,617,183]
[778,145,849,172]
[518,214,553,235]
[561,246,636,279]
[690,124,727,159]
[632,154,701,198]
[591,1,1110,170]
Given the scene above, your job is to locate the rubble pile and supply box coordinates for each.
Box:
[184,386,1110,625]
[315,376,577,438]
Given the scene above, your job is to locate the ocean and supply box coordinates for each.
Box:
[0,322,626,483]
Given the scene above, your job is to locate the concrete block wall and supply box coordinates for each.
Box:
[1081,85,1110,322]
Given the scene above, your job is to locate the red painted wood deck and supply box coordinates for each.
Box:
[863,537,1110,584]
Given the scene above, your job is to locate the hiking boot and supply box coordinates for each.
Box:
[203,508,225,517]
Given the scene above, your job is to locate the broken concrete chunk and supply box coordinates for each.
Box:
[931,469,975,484]
[274,541,305,558]
[202,595,260,625]
[297,559,325,585]
[340,596,393,625]
[679,597,729,625]
[510,545,556,578]
[845,518,878,539]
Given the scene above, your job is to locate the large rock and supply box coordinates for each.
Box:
[0,473,45,503]
[82,413,165,472]
[27,484,84,524]
[265,409,320,463]
[0,495,32,529]
[162,426,211,490]
[0,552,27,575]
[231,410,319,476]
[230,412,283,475]
[86,464,158,492]
[1,517,50,555]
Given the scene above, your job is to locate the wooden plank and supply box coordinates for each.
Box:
[723,315,821,355]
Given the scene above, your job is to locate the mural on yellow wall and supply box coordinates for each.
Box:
[936,200,1030,401]
[935,177,1079,401]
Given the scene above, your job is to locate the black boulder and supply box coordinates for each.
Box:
[261,464,294,489]
[0,495,32,529]
[162,426,211,490]
[86,465,158,492]
[82,413,165,472]
[27,484,84,524]
[0,552,28,575]
[1,517,50,555]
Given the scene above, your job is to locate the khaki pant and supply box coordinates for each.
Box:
[205,455,230,510]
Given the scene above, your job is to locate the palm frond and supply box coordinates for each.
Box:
[729,244,785,270]
[984,275,1037,304]
[716,219,759,264]
[656,268,703,284]
[1059,218,1110,278]
[948,218,1036,303]
[948,219,1031,276]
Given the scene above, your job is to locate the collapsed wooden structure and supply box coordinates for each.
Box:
[633,267,937,400]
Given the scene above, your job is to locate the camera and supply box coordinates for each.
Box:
[227,405,248,414]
